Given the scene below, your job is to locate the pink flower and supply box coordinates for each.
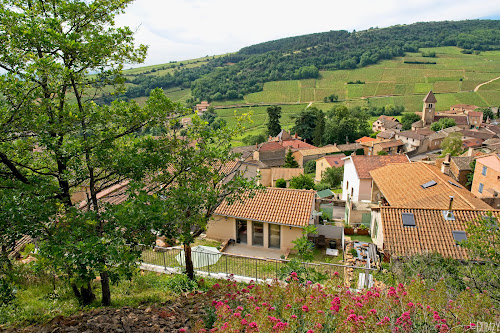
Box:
[334,271,339,276]
[369,309,377,314]
[241,319,248,325]
[407,302,414,307]
[236,306,243,311]
[302,305,309,312]
[249,322,258,328]
[285,303,291,309]
[291,315,297,319]
[306,330,314,333]
[179,329,186,333]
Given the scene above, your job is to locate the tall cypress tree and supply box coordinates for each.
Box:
[267,106,282,137]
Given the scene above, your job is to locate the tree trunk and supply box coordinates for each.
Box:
[184,243,195,280]
[100,271,111,306]
[80,282,95,305]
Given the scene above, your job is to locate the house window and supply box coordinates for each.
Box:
[429,104,433,108]
[351,188,354,197]
[482,166,487,176]
[253,222,264,246]
[268,224,280,249]
[479,183,484,194]
[236,220,247,244]
[346,180,349,189]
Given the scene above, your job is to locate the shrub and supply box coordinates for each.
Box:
[304,160,316,174]
[275,178,286,188]
[314,182,330,191]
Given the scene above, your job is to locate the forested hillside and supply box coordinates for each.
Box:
[117,20,500,103]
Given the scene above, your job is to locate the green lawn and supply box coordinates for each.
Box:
[347,235,373,243]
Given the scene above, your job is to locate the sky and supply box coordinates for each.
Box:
[116,0,500,67]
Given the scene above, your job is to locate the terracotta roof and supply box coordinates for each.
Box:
[468,111,483,118]
[378,115,398,122]
[451,156,475,171]
[476,154,500,171]
[412,120,424,128]
[294,145,341,157]
[350,155,409,179]
[378,139,404,149]
[370,163,492,209]
[460,130,495,141]
[319,154,346,167]
[397,130,431,141]
[276,130,293,141]
[379,207,500,260]
[462,139,483,148]
[214,187,315,227]
[423,91,437,103]
[269,167,304,181]
[356,136,378,143]
[337,143,362,151]
[485,124,500,136]
[258,142,285,152]
[280,140,317,150]
[377,130,396,140]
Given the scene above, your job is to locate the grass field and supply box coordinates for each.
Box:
[118,47,500,144]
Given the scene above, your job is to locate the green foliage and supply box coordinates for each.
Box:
[401,112,421,130]
[481,107,495,121]
[242,133,267,146]
[461,212,500,305]
[430,117,456,131]
[441,132,463,156]
[304,160,316,174]
[321,166,343,188]
[201,107,217,125]
[278,259,328,284]
[421,51,436,57]
[291,107,320,143]
[349,248,358,256]
[313,109,326,147]
[289,174,314,190]
[377,150,388,155]
[266,106,282,136]
[323,106,371,145]
[283,149,299,168]
[466,160,476,188]
[294,65,319,80]
[163,274,199,294]
[291,226,317,262]
[314,182,330,191]
[275,178,287,188]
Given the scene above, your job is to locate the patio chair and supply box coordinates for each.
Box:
[316,235,326,248]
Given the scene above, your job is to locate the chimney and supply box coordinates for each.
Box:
[441,153,451,175]
[256,142,258,150]
[294,132,298,139]
[467,147,474,157]
[448,196,454,212]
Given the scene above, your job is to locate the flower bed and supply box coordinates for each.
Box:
[193,273,495,332]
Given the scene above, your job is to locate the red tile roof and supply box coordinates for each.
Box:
[370,163,492,209]
[320,154,346,167]
[379,207,500,260]
[214,187,315,227]
[355,136,378,143]
[258,142,285,152]
[280,140,317,150]
[350,155,410,179]
[423,90,437,103]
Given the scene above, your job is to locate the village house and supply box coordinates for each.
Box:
[252,142,286,168]
[369,162,492,209]
[355,136,377,144]
[206,187,316,252]
[341,155,409,202]
[195,101,210,115]
[315,154,346,183]
[376,129,397,140]
[395,129,434,154]
[449,104,479,114]
[292,145,341,168]
[470,154,500,201]
[258,167,304,187]
[370,207,499,260]
[437,154,477,187]
[371,115,402,133]
[360,139,404,156]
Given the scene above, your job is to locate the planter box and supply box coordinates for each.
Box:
[356,229,369,236]
[344,227,355,235]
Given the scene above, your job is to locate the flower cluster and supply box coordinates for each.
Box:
[191,273,495,332]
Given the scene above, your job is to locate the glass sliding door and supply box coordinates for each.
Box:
[236,219,247,244]
[269,224,280,249]
[252,222,264,246]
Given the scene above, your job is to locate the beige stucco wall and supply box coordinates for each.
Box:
[206,215,304,251]
[315,158,329,182]
[206,216,236,241]
[358,179,372,201]
[370,209,384,250]
[471,160,500,198]
[259,168,272,186]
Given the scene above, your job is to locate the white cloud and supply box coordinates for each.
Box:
[115,0,500,67]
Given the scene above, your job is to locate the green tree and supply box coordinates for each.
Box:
[321,166,344,188]
[304,160,316,174]
[291,108,318,143]
[275,178,287,188]
[200,106,217,125]
[292,225,318,262]
[284,149,299,168]
[401,113,421,130]
[377,150,388,155]
[267,106,282,137]
[482,108,495,121]
[323,106,370,145]
[441,132,463,156]
[430,118,456,131]
[242,133,267,146]
[462,213,500,305]
[313,109,325,147]
[0,0,178,306]
[122,115,261,280]
[289,174,314,190]
[466,160,476,188]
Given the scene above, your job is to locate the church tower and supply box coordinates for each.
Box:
[422,90,437,126]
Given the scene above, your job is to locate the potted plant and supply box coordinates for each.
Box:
[356,224,370,235]
[344,221,354,235]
